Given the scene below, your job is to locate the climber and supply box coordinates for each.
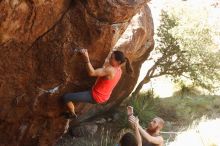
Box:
[63,48,133,118]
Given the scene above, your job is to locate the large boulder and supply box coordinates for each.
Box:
[0,0,154,145]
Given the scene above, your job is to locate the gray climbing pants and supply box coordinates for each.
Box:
[63,90,96,104]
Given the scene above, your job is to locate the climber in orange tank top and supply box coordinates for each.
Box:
[63,49,133,118]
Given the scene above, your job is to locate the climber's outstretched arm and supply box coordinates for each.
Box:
[80,49,113,77]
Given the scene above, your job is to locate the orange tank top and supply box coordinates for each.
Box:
[92,67,122,103]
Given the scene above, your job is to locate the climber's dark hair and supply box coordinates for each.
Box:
[119,132,137,146]
[113,50,133,74]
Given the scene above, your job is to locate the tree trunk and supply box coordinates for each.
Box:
[132,77,150,98]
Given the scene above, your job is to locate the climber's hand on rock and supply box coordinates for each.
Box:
[80,49,89,61]
[80,49,89,58]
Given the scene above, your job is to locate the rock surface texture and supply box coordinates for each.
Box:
[0,0,154,145]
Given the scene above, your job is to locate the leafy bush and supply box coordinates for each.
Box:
[129,91,158,127]
[114,90,158,129]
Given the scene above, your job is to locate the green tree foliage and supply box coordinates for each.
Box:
[132,9,220,97]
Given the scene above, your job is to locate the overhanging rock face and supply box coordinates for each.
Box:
[0,0,154,145]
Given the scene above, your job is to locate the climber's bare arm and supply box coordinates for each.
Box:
[80,49,114,77]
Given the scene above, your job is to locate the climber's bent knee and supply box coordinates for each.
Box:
[63,93,73,104]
